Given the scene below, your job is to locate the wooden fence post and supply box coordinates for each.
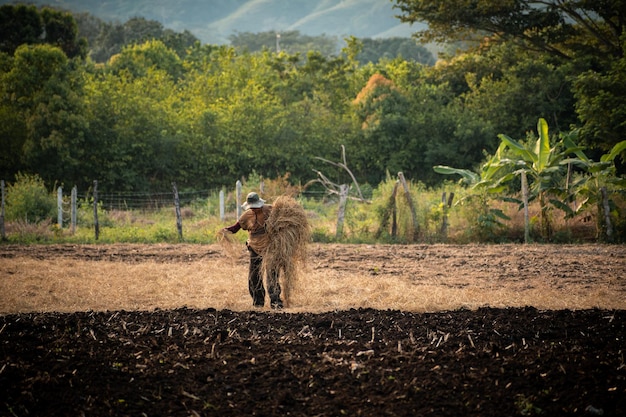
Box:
[336,184,349,239]
[397,172,419,242]
[236,180,242,218]
[391,182,399,238]
[173,182,183,240]
[57,186,63,229]
[521,171,530,244]
[600,187,613,242]
[219,189,225,221]
[93,180,99,240]
[71,186,77,235]
[0,180,5,240]
[440,191,454,239]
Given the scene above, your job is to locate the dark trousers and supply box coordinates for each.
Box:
[248,247,282,308]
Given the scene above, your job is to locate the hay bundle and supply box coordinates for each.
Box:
[216,228,243,263]
[262,195,310,305]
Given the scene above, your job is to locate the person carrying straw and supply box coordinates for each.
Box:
[222,192,309,309]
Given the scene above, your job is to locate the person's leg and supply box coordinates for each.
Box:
[248,248,265,307]
[267,266,283,309]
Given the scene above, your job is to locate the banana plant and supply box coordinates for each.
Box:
[496,118,587,240]
[434,142,517,240]
[564,139,626,241]
[434,141,511,189]
[436,118,622,242]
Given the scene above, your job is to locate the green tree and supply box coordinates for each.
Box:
[175,44,357,189]
[160,30,199,58]
[3,44,88,187]
[573,35,626,151]
[0,5,86,59]
[86,65,185,192]
[394,0,626,156]
[196,50,325,185]
[422,98,497,184]
[350,73,414,185]
[358,37,434,65]
[81,70,133,191]
[393,0,625,62]
[108,39,183,80]
[0,101,27,180]
[89,16,198,63]
[356,57,495,185]
[73,11,103,52]
[460,42,577,139]
[0,4,42,55]
[40,7,87,59]
[0,51,27,180]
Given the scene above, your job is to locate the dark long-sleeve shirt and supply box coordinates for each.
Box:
[225,205,272,254]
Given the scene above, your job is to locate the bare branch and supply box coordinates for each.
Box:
[313,145,369,203]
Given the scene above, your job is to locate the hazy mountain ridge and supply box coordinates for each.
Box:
[2,0,423,44]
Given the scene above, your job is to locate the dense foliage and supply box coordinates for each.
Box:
[1,2,624,203]
[394,0,626,150]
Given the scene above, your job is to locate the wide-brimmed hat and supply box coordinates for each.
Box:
[242,192,265,210]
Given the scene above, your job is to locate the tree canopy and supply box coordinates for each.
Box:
[0,4,87,58]
[393,0,625,63]
[0,3,624,195]
[394,0,626,151]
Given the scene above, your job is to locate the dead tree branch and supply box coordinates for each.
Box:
[308,145,370,203]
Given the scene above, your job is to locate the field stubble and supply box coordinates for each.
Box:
[0,243,624,313]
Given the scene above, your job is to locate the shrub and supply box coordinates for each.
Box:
[6,173,56,223]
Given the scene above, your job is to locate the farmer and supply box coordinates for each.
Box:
[223,192,283,309]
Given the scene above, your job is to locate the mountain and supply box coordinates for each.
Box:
[1,0,425,44]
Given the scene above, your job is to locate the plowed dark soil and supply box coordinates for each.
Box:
[2,308,625,416]
[1,244,625,416]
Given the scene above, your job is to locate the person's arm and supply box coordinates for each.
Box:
[224,222,241,234]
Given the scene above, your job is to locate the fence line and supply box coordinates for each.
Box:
[68,189,326,211]
[77,190,215,211]
[0,179,329,240]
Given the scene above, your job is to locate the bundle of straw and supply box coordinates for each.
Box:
[262,195,310,305]
[216,228,243,263]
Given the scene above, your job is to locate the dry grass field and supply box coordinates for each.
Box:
[1,243,625,416]
[1,243,625,313]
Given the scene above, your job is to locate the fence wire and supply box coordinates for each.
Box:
[71,189,215,211]
[68,189,326,212]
